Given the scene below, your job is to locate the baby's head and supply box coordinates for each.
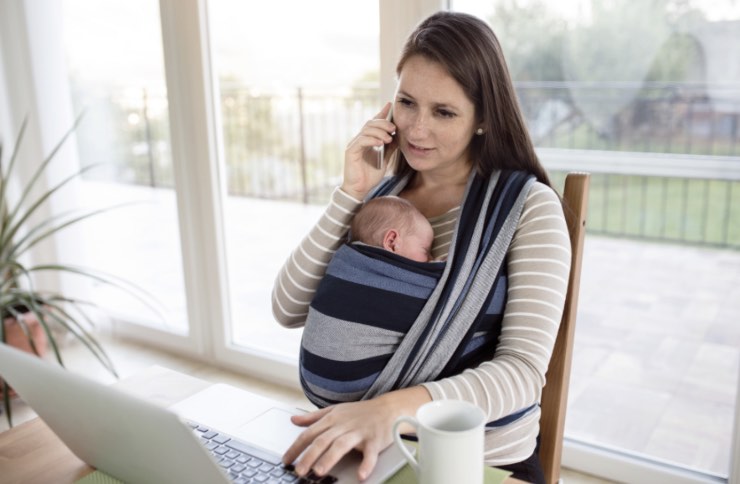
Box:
[350,196,433,263]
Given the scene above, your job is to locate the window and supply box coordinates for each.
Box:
[208,0,380,358]
[61,0,189,336]
[8,1,738,481]
[452,0,740,480]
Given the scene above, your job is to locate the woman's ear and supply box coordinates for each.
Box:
[383,229,399,252]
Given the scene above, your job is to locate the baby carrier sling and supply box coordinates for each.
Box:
[299,169,536,424]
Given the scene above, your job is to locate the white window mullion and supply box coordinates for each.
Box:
[158,0,229,356]
[732,369,740,483]
[379,0,446,103]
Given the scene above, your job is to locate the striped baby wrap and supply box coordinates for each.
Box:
[299,170,536,417]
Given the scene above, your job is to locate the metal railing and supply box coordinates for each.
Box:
[218,85,380,203]
[74,82,740,248]
[544,149,740,247]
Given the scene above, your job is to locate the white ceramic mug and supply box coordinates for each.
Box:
[392,400,486,484]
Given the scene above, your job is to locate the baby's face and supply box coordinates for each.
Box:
[395,217,434,263]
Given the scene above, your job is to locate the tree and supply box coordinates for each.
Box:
[488,0,567,82]
[561,0,707,137]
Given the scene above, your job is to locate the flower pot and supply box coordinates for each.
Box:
[1,313,48,399]
[3,312,48,356]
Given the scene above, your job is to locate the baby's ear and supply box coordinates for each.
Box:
[383,229,399,252]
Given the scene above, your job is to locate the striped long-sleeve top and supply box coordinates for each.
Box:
[271,180,571,466]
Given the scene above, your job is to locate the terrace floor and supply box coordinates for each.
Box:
[566,234,739,477]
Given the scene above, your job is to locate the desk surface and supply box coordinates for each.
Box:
[0,366,524,484]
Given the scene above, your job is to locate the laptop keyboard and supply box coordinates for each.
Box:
[186,420,338,484]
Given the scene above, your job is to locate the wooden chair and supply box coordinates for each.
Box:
[539,172,591,484]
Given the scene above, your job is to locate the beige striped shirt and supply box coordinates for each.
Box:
[271,181,571,466]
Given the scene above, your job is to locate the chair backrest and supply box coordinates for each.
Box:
[539,172,591,484]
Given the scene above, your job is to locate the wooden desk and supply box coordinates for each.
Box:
[0,417,94,483]
[0,366,524,484]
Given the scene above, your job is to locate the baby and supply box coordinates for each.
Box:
[349,196,434,263]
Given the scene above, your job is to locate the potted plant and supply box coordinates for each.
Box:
[0,117,154,426]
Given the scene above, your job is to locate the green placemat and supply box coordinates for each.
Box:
[77,464,511,484]
[75,472,123,484]
[385,461,512,484]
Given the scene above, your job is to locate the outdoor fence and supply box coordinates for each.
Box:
[75,81,740,248]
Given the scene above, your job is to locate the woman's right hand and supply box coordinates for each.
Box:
[341,102,397,200]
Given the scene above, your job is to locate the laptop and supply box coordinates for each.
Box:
[0,344,410,484]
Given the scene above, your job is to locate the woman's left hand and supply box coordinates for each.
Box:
[283,386,431,481]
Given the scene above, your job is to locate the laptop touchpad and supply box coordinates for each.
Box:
[232,408,305,455]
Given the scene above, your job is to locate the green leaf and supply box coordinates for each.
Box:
[2,114,84,230]
[0,112,158,426]
[36,297,117,377]
[0,162,103,257]
[0,118,29,241]
[2,379,11,428]
[26,264,167,323]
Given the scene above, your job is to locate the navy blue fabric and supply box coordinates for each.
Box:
[301,347,389,381]
[299,170,535,429]
[497,435,546,484]
[312,275,429,333]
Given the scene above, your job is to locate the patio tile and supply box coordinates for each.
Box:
[592,335,699,394]
[571,345,612,378]
[644,395,733,474]
[706,312,740,346]
[566,379,672,451]
[567,235,740,477]
[674,342,740,405]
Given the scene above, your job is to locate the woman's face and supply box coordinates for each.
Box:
[394,55,478,176]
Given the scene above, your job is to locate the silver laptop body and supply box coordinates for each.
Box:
[0,343,407,484]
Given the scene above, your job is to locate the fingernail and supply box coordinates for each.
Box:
[314,465,323,475]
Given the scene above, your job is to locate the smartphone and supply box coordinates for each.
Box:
[372,103,395,170]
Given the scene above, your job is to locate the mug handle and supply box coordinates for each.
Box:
[392,416,420,475]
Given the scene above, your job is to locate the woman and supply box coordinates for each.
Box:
[271,11,570,483]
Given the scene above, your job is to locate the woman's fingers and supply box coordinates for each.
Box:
[282,407,332,465]
[292,423,382,480]
[349,129,393,152]
[372,102,396,139]
[292,427,344,476]
[341,103,398,199]
[374,101,392,122]
[281,400,393,479]
[357,443,381,482]
[311,432,363,477]
[347,105,394,151]
[290,406,331,427]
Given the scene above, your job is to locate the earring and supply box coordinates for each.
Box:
[476,128,484,135]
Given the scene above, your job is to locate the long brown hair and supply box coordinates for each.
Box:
[393,11,551,187]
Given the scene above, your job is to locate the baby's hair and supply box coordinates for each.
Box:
[349,196,423,247]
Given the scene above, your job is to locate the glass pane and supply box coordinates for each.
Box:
[209,0,380,358]
[62,0,188,332]
[452,0,740,478]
